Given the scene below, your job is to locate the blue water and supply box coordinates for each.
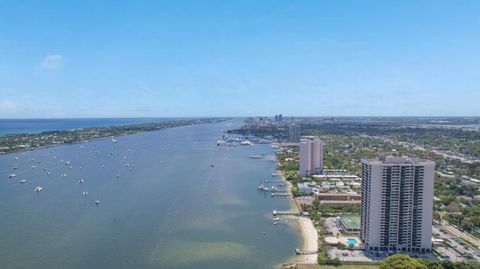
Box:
[347,238,357,245]
[0,118,177,136]
[0,120,300,269]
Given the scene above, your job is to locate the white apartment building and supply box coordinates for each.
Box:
[299,138,324,176]
[360,156,434,253]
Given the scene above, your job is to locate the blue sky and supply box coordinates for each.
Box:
[0,0,479,118]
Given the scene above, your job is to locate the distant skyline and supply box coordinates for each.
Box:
[1,0,479,118]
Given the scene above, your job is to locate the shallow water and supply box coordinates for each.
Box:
[0,120,300,269]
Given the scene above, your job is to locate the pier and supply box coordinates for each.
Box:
[295,248,318,255]
[272,210,301,216]
[271,192,291,197]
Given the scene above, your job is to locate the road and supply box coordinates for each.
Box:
[433,225,480,262]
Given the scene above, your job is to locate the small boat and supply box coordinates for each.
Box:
[34,186,43,192]
[82,191,88,196]
[273,221,279,225]
[111,138,117,143]
[271,173,276,177]
[95,200,100,205]
[20,179,28,183]
[8,173,16,179]
[262,231,267,234]
[210,164,215,167]
[78,179,84,184]
[250,155,261,159]
[31,165,37,169]
[273,217,280,221]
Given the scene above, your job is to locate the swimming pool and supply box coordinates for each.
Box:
[347,238,358,246]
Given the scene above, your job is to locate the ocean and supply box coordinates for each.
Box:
[0,120,300,269]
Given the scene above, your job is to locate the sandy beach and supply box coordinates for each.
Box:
[297,217,319,263]
[278,168,318,264]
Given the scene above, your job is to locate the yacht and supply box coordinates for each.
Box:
[34,186,43,192]
[8,173,16,179]
[95,200,100,205]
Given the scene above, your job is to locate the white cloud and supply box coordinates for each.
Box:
[0,99,23,114]
[40,54,63,69]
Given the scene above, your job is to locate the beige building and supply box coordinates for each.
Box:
[299,138,325,176]
[360,156,434,253]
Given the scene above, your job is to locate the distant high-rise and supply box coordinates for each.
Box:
[288,124,301,143]
[278,114,283,121]
[360,156,434,253]
[299,138,324,176]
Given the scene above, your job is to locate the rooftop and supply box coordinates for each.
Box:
[362,156,434,166]
[340,215,361,230]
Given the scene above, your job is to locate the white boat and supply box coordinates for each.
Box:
[273,217,280,221]
[83,191,88,196]
[250,155,261,159]
[34,186,43,192]
[8,173,16,179]
[111,138,117,143]
[241,140,253,146]
[20,179,28,183]
[95,200,100,205]
[78,179,84,184]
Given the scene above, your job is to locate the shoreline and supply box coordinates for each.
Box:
[0,119,222,155]
[274,145,318,266]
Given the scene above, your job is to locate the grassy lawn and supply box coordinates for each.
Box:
[297,265,379,269]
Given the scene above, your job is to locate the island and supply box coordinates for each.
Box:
[0,118,226,154]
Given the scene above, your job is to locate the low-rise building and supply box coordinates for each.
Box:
[337,215,361,233]
[315,192,361,205]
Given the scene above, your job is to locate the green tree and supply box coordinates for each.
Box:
[380,254,428,269]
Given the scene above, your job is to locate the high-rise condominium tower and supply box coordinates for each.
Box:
[299,138,324,176]
[360,156,434,253]
[288,124,301,143]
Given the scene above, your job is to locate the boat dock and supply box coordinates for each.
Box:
[272,210,301,216]
[271,192,291,197]
[295,248,318,255]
